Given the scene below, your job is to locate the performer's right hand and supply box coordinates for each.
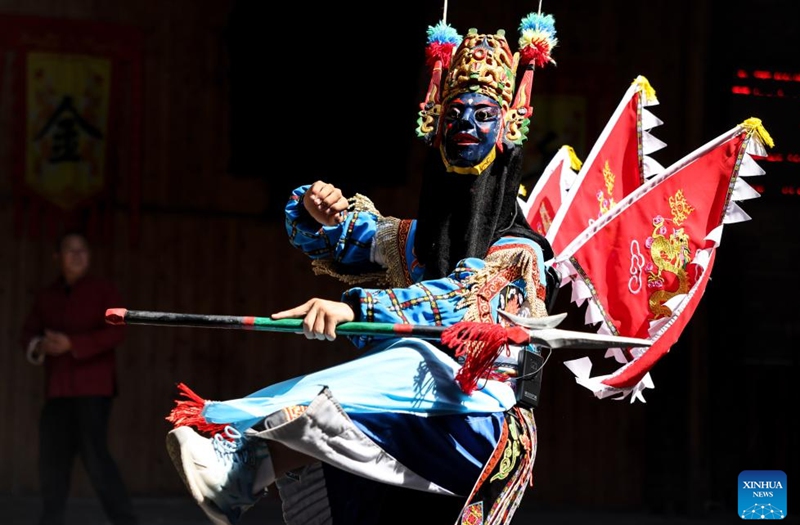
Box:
[271,298,354,341]
[303,181,349,226]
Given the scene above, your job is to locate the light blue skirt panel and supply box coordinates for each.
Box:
[201,337,516,433]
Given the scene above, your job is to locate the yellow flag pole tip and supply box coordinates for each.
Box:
[632,75,657,103]
[742,117,775,149]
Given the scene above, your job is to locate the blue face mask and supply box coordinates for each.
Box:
[440,93,501,173]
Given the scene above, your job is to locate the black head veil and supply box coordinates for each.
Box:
[414,146,554,280]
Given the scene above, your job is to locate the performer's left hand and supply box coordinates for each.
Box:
[272,298,354,341]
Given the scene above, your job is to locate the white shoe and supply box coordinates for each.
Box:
[166,425,270,525]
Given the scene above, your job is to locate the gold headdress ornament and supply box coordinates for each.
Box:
[416,12,558,148]
[441,30,517,113]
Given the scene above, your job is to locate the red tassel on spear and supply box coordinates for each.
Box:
[442,322,527,395]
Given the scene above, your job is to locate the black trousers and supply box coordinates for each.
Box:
[38,397,138,525]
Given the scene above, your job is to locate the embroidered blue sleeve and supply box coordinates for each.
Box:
[284,185,378,264]
[342,236,549,350]
[342,259,483,349]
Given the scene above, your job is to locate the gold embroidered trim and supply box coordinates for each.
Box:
[459,245,548,322]
[281,405,308,423]
[349,193,379,214]
[309,193,392,286]
[491,412,522,482]
[374,216,412,288]
[310,260,389,286]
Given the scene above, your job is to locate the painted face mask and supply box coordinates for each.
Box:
[417,16,557,176]
[440,93,502,174]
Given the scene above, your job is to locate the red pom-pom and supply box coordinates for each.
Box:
[425,42,457,69]
[519,44,553,68]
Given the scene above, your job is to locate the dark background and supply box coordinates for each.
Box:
[0,0,797,522]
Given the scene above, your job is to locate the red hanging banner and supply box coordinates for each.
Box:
[0,15,143,244]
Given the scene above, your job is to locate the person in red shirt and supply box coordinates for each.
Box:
[21,231,138,525]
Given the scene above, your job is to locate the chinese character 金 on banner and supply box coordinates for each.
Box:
[0,15,143,244]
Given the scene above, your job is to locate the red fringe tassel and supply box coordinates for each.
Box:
[165,382,229,436]
[442,322,510,395]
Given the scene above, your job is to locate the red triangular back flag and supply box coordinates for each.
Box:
[519,145,581,236]
[556,118,773,401]
[547,75,665,255]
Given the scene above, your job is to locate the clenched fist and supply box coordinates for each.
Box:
[303,181,349,226]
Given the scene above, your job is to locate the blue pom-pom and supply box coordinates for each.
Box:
[519,12,556,36]
[427,21,462,46]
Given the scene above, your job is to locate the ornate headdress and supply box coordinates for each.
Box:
[416,13,558,149]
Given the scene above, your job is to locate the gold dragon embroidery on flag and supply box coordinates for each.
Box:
[645,189,695,318]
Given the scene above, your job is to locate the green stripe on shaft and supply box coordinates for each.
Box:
[118,310,447,339]
[252,317,406,336]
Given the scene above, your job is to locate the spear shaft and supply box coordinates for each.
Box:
[105,308,446,339]
[105,308,652,350]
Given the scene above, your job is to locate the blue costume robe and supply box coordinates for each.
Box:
[198,186,549,524]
